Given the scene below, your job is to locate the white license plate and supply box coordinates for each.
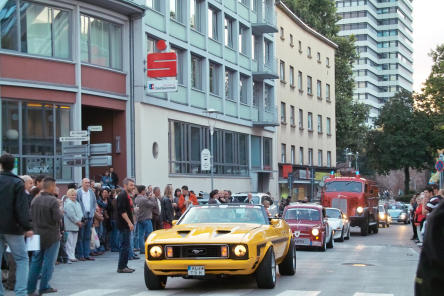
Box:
[187,266,205,276]
[294,238,310,246]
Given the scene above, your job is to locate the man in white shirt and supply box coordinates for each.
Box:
[75,178,97,261]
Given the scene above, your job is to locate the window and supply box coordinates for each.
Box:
[327,151,332,167]
[171,46,185,84]
[170,0,184,22]
[263,137,272,170]
[298,109,303,129]
[308,112,313,130]
[290,105,295,126]
[280,102,286,124]
[264,39,272,65]
[318,150,323,166]
[307,76,313,95]
[307,46,312,57]
[208,6,219,40]
[290,34,294,47]
[209,62,220,95]
[281,144,286,162]
[298,40,302,52]
[280,27,284,39]
[224,16,234,48]
[169,120,249,175]
[280,60,286,82]
[317,80,322,98]
[251,136,261,168]
[147,36,159,54]
[291,146,295,164]
[191,54,203,90]
[264,84,273,112]
[146,0,161,11]
[1,1,72,59]
[326,57,330,67]
[238,24,248,55]
[317,52,321,62]
[289,66,295,87]
[240,74,249,104]
[81,15,122,69]
[317,115,323,133]
[225,68,235,100]
[326,84,331,101]
[308,148,313,166]
[252,81,260,107]
[298,71,303,90]
[299,147,304,165]
[190,0,202,31]
[327,117,332,135]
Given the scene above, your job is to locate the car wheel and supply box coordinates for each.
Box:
[338,228,345,242]
[360,217,369,236]
[327,232,334,248]
[373,223,379,234]
[144,263,167,290]
[279,239,296,276]
[387,222,390,228]
[345,227,351,240]
[256,247,276,289]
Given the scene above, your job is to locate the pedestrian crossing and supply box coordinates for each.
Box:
[63,289,395,296]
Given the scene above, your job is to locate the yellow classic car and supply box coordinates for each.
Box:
[144,204,296,290]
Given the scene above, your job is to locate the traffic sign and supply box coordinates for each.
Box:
[436,160,444,172]
[62,143,112,155]
[88,125,103,132]
[91,143,112,155]
[90,155,112,167]
[201,149,211,171]
[59,136,89,142]
[63,156,86,167]
[70,130,88,137]
[62,145,87,155]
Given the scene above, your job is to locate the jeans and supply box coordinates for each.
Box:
[0,234,29,296]
[76,217,93,259]
[110,220,120,251]
[137,219,153,253]
[129,229,135,258]
[133,222,138,248]
[417,225,423,243]
[118,229,130,270]
[27,240,60,294]
[65,232,78,260]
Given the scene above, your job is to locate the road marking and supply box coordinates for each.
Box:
[276,290,321,296]
[69,289,120,296]
[201,289,253,296]
[353,293,394,296]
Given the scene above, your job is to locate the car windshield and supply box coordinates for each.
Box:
[285,208,321,221]
[179,206,268,225]
[379,205,385,212]
[326,209,342,219]
[325,181,363,193]
[232,195,260,204]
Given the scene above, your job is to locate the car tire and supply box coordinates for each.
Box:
[338,228,345,242]
[144,263,167,290]
[345,227,351,240]
[256,247,276,289]
[373,223,379,234]
[360,217,369,236]
[327,232,334,248]
[279,239,296,276]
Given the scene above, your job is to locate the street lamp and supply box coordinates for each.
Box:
[203,109,219,192]
[345,148,359,171]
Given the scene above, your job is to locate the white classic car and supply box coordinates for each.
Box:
[325,207,351,242]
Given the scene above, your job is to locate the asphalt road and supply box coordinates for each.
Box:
[5,223,419,296]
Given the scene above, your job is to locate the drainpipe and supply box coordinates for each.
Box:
[129,16,136,179]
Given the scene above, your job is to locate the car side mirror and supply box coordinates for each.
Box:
[270,218,280,226]
[172,220,178,226]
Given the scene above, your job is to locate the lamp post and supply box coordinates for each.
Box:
[345,148,359,172]
[203,109,219,192]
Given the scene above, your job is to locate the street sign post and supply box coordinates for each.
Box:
[201,149,211,171]
[69,130,88,137]
[59,136,89,142]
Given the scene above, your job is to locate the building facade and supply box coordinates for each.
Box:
[134,0,281,196]
[336,0,413,124]
[275,1,337,201]
[0,0,144,185]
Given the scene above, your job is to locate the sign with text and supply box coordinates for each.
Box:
[60,136,89,142]
[146,79,178,93]
[201,149,211,171]
[147,40,177,78]
[70,130,88,137]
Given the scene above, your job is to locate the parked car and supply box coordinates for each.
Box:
[144,204,296,290]
[283,203,334,251]
[325,207,350,242]
[231,193,278,217]
[387,203,410,224]
[197,192,210,205]
[378,204,390,228]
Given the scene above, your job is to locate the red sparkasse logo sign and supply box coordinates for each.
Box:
[147,40,177,78]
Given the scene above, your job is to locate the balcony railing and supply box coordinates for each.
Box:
[252,11,278,34]
[252,57,279,80]
[253,105,279,127]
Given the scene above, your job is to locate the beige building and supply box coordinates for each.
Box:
[275,1,337,201]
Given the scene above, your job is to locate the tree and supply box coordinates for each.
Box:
[282,0,369,160]
[367,91,436,193]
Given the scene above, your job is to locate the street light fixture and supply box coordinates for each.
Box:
[203,109,220,192]
[345,148,359,171]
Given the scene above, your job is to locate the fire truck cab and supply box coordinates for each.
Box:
[321,174,379,236]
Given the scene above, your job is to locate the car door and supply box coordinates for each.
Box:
[266,219,288,260]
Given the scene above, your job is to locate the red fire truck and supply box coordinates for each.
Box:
[321,173,379,236]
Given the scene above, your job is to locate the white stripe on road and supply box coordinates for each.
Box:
[201,289,253,296]
[353,293,394,296]
[276,290,321,296]
[69,289,120,296]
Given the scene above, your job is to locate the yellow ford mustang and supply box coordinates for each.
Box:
[144,204,296,290]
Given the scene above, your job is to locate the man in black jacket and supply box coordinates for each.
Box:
[0,153,34,296]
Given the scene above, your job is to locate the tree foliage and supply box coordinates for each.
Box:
[282,0,369,159]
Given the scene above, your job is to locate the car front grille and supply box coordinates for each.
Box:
[167,245,225,259]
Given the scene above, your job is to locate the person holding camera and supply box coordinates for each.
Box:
[63,189,84,263]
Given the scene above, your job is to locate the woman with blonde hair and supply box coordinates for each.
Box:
[161,185,175,229]
[64,188,84,263]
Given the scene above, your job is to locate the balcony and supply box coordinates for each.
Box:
[252,57,279,80]
[252,11,278,34]
[253,105,279,127]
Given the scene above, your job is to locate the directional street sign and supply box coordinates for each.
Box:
[90,155,112,167]
[201,149,211,171]
[70,130,88,137]
[88,125,103,132]
[60,136,89,142]
[90,143,112,155]
[62,143,112,155]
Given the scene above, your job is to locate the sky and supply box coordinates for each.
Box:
[412,0,444,92]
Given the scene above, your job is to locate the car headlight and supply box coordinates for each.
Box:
[357,207,364,214]
[379,213,385,219]
[149,246,163,258]
[400,213,406,218]
[234,245,247,257]
[311,228,320,236]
